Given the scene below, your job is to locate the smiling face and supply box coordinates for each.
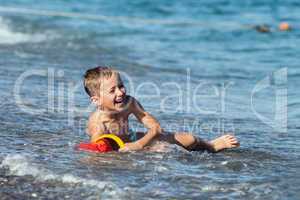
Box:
[93,72,127,112]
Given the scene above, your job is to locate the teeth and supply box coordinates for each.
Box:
[115,98,123,103]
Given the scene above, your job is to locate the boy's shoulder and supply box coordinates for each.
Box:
[88,110,102,123]
[87,111,110,128]
[127,95,141,105]
[126,95,141,110]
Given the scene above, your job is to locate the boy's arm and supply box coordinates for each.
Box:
[123,97,162,150]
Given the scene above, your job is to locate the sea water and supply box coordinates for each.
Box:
[0,0,299,199]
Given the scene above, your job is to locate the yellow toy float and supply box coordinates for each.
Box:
[77,134,125,152]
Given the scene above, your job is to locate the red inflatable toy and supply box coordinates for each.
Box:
[76,134,125,153]
[77,139,113,152]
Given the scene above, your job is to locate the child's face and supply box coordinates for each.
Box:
[96,73,127,112]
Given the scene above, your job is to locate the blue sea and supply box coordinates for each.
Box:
[0,0,299,199]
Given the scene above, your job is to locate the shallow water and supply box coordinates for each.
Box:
[0,0,300,199]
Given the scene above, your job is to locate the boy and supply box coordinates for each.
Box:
[84,66,239,152]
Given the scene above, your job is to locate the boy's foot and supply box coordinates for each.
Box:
[210,134,240,152]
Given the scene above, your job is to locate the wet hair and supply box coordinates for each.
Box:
[83,66,116,97]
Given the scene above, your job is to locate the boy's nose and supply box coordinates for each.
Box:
[116,87,125,96]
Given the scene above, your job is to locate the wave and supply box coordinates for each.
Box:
[0,6,242,29]
[0,154,125,199]
[0,17,49,44]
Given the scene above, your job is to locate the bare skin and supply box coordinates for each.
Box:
[210,135,239,152]
[86,72,240,152]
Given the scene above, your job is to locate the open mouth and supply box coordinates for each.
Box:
[114,97,124,105]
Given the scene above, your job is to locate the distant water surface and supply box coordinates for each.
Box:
[0,0,299,199]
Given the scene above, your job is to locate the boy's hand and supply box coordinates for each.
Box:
[119,142,143,152]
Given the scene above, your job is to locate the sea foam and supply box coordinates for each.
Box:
[0,17,48,44]
[0,154,125,199]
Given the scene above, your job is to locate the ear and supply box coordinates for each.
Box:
[90,96,100,105]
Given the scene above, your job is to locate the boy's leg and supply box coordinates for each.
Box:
[157,132,239,152]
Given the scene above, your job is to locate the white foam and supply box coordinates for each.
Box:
[0,6,241,28]
[0,17,47,44]
[0,154,124,199]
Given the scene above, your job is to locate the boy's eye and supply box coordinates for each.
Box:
[109,88,115,93]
